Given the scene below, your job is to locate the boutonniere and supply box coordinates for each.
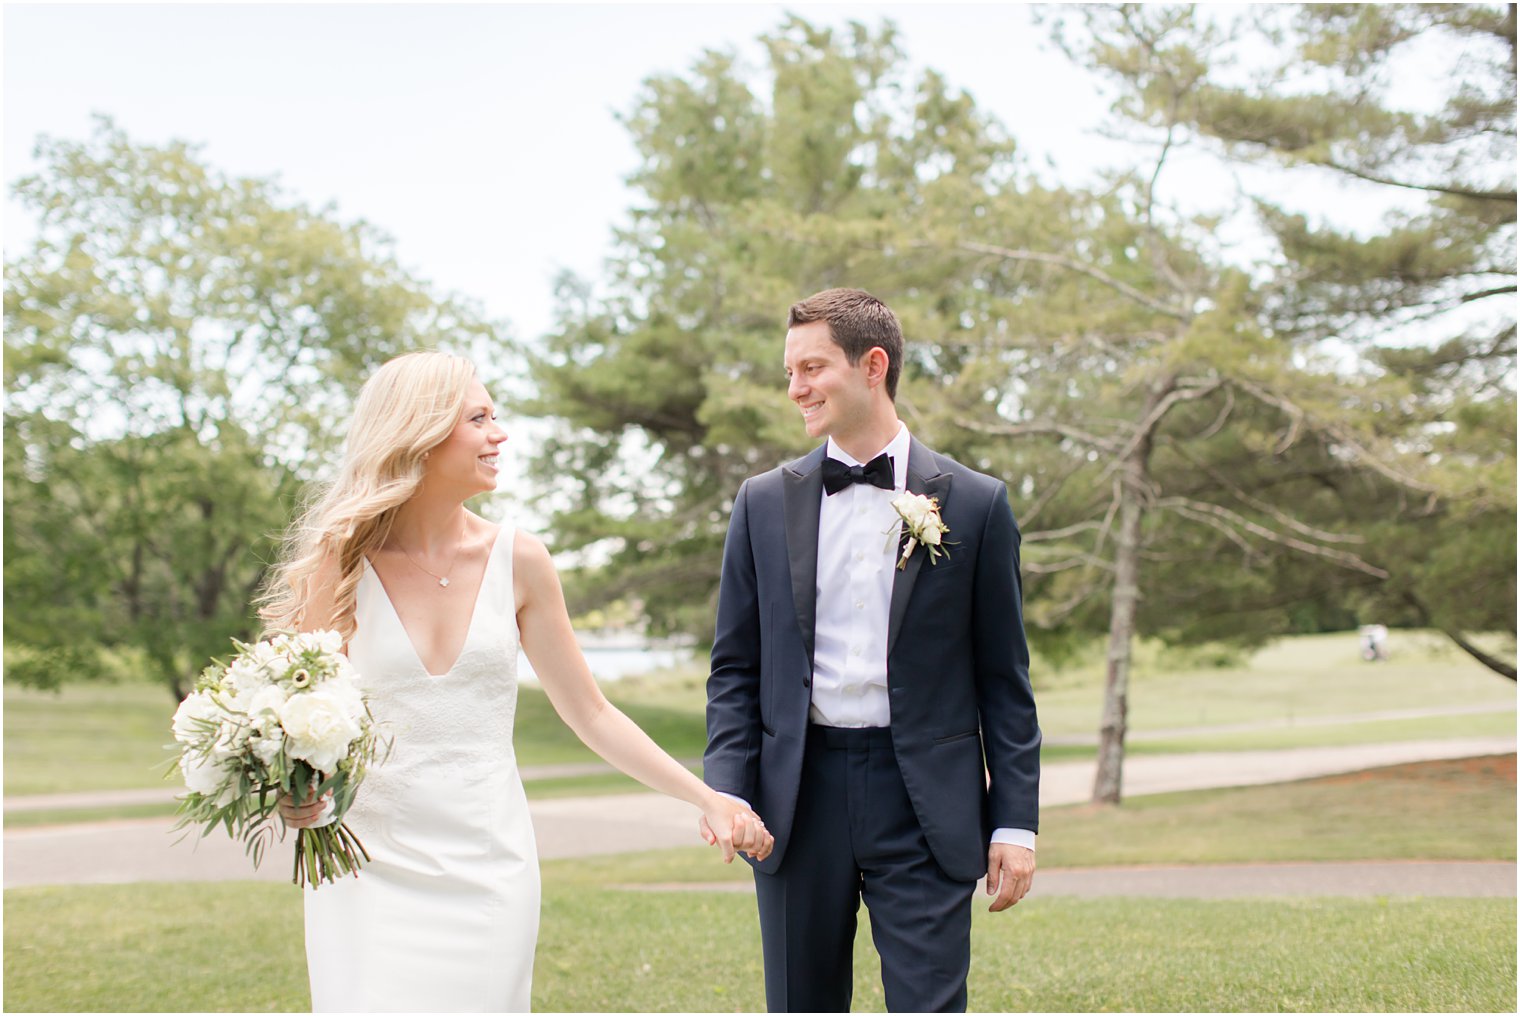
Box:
[888,492,952,570]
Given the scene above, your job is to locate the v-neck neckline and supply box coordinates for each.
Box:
[365,527,503,678]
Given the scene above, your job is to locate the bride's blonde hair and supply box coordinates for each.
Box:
[258,350,478,640]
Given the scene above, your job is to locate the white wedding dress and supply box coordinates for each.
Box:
[305,526,540,1013]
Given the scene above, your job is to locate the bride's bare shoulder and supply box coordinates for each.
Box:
[508,527,550,566]
[508,527,562,597]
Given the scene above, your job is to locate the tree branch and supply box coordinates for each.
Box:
[1401,591,1517,680]
[1017,454,1089,529]
[1030,577,1107,627]
[1314,158,1516,203]
[1112,376,1224,464]
[1166,441,1369,545]
[1023,519,1110,543]
[954,413,1122,453]
[1157,496,1391,578]
[1023,553,1114,574]
[1227,377,1441,495]
[942,241,1194,321]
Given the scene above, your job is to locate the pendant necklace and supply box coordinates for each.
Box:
[402,522,466,588]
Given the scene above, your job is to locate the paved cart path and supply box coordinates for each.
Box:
[5,735,1512,891]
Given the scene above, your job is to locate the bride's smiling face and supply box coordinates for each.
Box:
[424,379,507,497]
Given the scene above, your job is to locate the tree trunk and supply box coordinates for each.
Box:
[1092,455,1147,804]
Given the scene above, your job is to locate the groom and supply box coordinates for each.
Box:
[703,288,1040,1012]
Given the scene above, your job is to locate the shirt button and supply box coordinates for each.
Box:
[857,507,867,516]
[855,601,865,610]
[845,684,862,696]
[851,646,862,657]
[855,551,865,562]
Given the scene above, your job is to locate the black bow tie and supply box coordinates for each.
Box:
[822,453,895,495]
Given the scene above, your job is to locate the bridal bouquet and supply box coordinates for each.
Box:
[169,630,389,888]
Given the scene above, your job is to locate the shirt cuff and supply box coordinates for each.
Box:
[716,791,752,811]
[991,827,1035,851]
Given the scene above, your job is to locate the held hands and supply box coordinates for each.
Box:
[985,843,1035,912]
[697,795,774,864]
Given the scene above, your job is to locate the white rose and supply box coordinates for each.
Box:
[247,684,288,720]
[332,653,362,686]
[279,689,363,772]
[323,675,367,723]
[291,629,341,657]
[921,525,942,546]
[892,493,933,528]
[263,634,294,664]
[210,714,253,761]
[180,753,226,797]
[250,730,285,766]
[226,658,266,694]
[312,629,344,655]
[171,691,224,746]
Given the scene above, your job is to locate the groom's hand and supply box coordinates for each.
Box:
[728,810,773,861]
[699,801,774,863]
[985,843,1035,912]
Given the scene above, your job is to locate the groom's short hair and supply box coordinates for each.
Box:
[788,288,903,400]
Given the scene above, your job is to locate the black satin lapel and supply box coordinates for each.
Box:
[783,463,822,667]
[887,447,953,657]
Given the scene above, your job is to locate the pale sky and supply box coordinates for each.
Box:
[5,1,1481,549]
[3,1,1465,337]
[4,2,1136,340]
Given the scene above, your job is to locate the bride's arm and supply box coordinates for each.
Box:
[514,531,773,863]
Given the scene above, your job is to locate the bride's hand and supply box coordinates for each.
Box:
[699,796,774,863]
[277,787,333,829]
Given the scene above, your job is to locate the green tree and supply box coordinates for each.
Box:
[529,19,943,636]
[1023,2,1516,799]
[1052,3,1515,669]
[4,118,504,699]
[527,21,1324,677]
[532,11,1513,809]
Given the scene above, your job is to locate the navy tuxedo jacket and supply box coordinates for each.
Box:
[704,436,1041,881]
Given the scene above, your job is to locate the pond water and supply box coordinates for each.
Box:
[517,643,698,684]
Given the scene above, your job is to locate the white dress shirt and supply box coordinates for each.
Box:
[812,425,1034,853]
[807,426,911,728]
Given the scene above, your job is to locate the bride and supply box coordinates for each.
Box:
[261,351,771,1013]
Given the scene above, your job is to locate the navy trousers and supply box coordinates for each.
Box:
[753,725,978,1013]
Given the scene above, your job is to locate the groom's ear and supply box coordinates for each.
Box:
[863,346,890,389]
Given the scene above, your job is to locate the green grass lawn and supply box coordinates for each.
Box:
[3,682,184,795]
[6,629,1513,801]
[4,882,1513,1012]
[1033,629,1516,736]
[1037,754,1517,867]
[543,755,1518,886]
[4,756,1515,1012]
[1129,707,1517,755]
[2,680,708,797]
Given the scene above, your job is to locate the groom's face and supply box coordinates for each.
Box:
[784,320,875,441]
